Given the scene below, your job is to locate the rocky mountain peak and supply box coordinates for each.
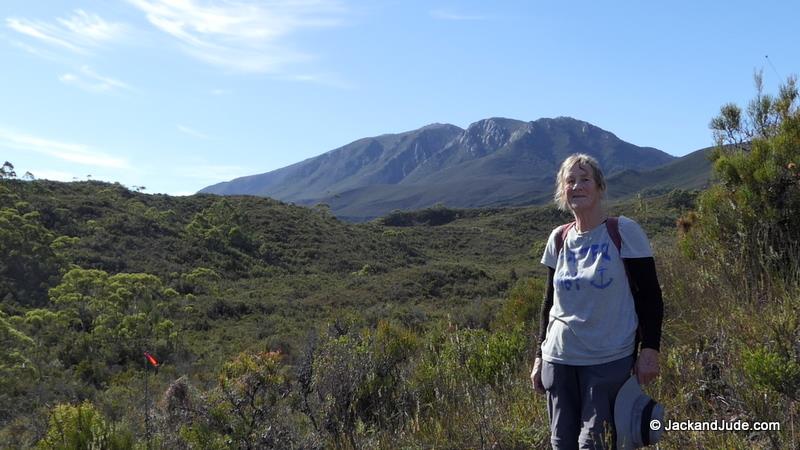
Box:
[458,117,526,154]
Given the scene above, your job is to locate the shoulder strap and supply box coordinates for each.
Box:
[555,217,624,255]
[612,216,638,292]
[554,221,575,256]
[605,216,622,253]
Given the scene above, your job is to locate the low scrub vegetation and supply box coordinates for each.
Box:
[1,75,799,448]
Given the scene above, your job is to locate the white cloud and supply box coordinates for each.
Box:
[6,9,128,54]
[8,37,64,61]
[430,9,488,21]
[177,124,210,139]
[283,72,354,89]
[0,128,129,169]
[127,0,346,73]
[59,66,132,93]
[58,9,126,43]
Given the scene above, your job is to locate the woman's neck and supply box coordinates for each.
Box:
[573,206,606,233]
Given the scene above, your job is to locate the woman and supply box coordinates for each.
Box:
[530,154,664,449]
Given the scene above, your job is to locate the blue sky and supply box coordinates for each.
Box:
[1,0,797,195]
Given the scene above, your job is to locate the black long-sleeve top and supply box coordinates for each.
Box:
[536,257,664,358]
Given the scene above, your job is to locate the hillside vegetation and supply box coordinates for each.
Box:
[1,75,799,449]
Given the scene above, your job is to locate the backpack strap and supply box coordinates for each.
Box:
[609,215,644,359]
[554,221,576,256]
[606,216,622,254]
[555,218,622,256]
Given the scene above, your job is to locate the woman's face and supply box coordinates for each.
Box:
[564,163,601,212]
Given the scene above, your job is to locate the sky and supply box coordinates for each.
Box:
[1,0,798,196]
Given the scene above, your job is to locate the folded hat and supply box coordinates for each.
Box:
[614,375,665,449]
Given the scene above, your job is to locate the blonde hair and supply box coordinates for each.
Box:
[554,153,607,211]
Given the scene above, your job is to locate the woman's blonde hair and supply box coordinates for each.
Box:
[554,153,607,211]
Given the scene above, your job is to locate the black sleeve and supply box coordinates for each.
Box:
[623,257,664,352]
[535,267,555,358]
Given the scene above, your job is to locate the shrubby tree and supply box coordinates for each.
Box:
[710,70,797,147]
[688,73,800,296]
[155,353,300,450]
[0,206,67,306]
[35,401,133,450]
[48,268,180,383]
[0,161,15,179]
[185,199,255,252]
[213,351,295,449]
[296,320,419,449]
[0,314,36,417]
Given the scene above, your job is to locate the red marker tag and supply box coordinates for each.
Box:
[144,352,159,367]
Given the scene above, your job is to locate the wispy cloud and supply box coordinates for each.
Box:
[127,0,346,73]
[7,38,63,61]
[430,9,489,21]
[59,66,133,93]
[6,9,128,54]
[177,124,209,140]
[0,128,129,169]
[282,72,354,89]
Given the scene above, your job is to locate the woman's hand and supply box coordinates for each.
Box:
[531,357,545,394]
[634,348,660,385]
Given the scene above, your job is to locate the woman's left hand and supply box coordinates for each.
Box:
[634,348,660,385]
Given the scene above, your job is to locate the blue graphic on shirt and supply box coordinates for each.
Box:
[556,243,614,291]
[590,267,613,289]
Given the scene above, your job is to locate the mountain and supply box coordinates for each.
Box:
[605,146,715,199]
[200,117,681,220]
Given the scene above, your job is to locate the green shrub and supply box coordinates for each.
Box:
[492,277,543,332]
[684,75,800,299]
[36,402,133,450]
[742,346,800,400]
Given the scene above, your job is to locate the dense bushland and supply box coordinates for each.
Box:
[0,174,684,448]
[2,75,799,448]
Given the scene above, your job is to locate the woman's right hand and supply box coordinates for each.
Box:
[531,357,545,394]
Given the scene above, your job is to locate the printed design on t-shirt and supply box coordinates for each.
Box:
[555,242,614,291]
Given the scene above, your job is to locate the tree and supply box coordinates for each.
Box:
[687,73,800,297]
[709,70,797,148]
[0,161,15,179]
[0,207,65,306]
[211,351,295,449]
[48,268,180,381]
[35,401,133,449]
[0,315,36,406]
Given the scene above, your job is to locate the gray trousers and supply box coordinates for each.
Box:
[541,355,634,450]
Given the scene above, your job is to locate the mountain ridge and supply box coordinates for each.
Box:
[200,116,707,220]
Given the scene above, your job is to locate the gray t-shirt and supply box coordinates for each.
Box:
[540,215,653,365]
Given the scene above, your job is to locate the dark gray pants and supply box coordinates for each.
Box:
[541,356,634,450]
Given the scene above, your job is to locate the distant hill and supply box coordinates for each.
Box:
[200,117,701,220]
[606,146,715,199]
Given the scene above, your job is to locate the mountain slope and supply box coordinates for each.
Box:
[605,146,714,199]
[200,116,678,219]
